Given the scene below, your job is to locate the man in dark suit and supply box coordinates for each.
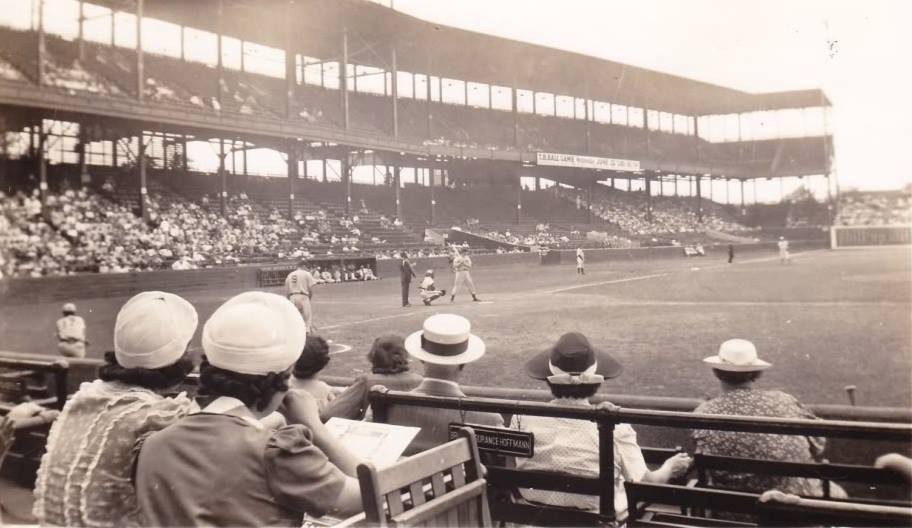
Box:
[400,252,417,307]
[385,314,504,455]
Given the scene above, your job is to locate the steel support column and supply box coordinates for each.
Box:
[391,47,399,137]
[430,169,437,225]
[587,184,592,224]
[218,138,227,215]
[216,0,223,107]
[394,165,403,221]
[287,141,296,220]
[37,0,45,85]
[285,6,295,119]
[37,122,47,206]
[343,155,351,215]
[740,179,746,215]
[516,175,522,224]
[77,1,85,61]
[341,28,350,130]
[78,126,89,184]
[695,174,703,223]
[138,133,148,221]
[645,176,653,222]
[135,0,144,101]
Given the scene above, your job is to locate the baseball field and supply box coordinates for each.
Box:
[1,246,909,408]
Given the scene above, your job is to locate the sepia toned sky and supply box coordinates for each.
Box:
[386,0,912,191]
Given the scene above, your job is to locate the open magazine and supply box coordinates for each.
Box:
[324,418,420,468]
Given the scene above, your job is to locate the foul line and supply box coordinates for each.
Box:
[544,272,669,295]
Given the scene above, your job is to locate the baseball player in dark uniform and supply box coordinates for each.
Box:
[400,252,417,307]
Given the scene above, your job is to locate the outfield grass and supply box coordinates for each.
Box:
[1,247,909,408]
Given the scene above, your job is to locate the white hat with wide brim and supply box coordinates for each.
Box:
[703,338,771,372]
[404,313,485,366]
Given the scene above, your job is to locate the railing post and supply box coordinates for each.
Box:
[52,359,68,410]
[371,387,390,424]
[597,415,617,524]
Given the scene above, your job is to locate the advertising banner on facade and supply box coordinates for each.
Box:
[536,152,640,172]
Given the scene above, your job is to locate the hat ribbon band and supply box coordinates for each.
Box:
[547,360,604,385]
[421,334,469,357]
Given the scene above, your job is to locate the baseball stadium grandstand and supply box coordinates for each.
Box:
[0,0,841,278]
[2,1,911,527]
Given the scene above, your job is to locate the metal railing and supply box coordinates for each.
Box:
[368,387,912,524]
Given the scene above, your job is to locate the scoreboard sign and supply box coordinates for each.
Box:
[831,225,912,249]
[537,152,640,172]
[449,423,535,458]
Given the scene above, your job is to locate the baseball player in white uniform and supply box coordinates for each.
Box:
[576,247,585,275]
[450,247,481,303]
[56,302,87,358]
[777,236,790,265]
[285,260,317,330]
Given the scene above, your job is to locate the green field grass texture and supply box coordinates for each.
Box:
[1,247,909,407]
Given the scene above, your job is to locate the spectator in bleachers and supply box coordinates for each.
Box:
[289,335,335,417]
[512,332,692,521]
[33,291,198,527]
[135,292,364,525]
[386,314,503,455]
[692,339,842,498]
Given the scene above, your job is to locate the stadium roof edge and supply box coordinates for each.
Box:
[91,0,831,115]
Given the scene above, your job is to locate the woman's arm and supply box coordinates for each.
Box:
[282,390,363,477]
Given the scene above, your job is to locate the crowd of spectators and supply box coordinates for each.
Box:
[12,292,900,527]
[553,186,744,236]
[836,191,912,226]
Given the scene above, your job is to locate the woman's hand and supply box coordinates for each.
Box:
[281,389,321,428]
[661,452,693,478]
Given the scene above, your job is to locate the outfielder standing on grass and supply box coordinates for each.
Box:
[576,247,585,275]
[285,260,316,330]
[450,247,481,303]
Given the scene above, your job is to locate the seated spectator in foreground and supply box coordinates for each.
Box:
[320,334,423,421]
[512,333,691,520]
[693,339,841,497]
[386,314,503,455]
[289,335,335,416]
[34,291,198,527]
[135,292,364,526]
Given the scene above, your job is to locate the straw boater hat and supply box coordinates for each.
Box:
[404,314,485,365]
[62,302,76,314]
[202,291,307,375]
[525,332,623,384]
[703,338,771,372]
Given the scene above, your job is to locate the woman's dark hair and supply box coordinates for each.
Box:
[367,334,410,374]
[98,350,194,390]
[198,357,290,412]
[546,381,601,400]
[293,335,330,379]
[712,368,763,386]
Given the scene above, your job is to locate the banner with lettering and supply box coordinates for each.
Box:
[536,152,640,172]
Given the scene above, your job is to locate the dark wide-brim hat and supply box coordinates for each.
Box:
[525,332,623,381]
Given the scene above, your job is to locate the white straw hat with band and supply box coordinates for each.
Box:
[114,291,198,369]
[703,338,771,372]
[202,291,307,375]
[404,314,485,365]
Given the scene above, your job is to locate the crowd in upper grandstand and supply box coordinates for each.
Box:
[2,294,909,526]
[835,190,912,226]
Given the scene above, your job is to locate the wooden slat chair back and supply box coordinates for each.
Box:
[357,427,492,527]
[694,453,912,502]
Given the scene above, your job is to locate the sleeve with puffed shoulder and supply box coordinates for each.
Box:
[264,424,348,518]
